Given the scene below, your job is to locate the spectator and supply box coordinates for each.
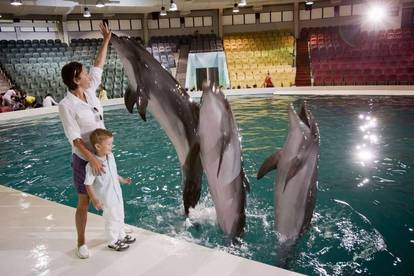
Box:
[43,93,58,107]
[263,72,274,88]
[98,84,108,101]
[2,86,17,107]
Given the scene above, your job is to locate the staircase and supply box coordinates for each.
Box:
[295,39,312,86]
[0,69,11,93]
[176,44,190,88]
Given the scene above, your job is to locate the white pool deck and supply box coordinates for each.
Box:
[1,86,413,275]
[0,185,300,275]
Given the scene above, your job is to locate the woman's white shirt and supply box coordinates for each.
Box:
[59,66,105,160]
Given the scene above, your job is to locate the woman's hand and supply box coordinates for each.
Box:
[91,197,103,210]
[90,156,105,176]
[99,23,111,42]
[120,176,132,185]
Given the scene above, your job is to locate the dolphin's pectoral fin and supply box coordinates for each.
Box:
[241,168,250,192]
[136,91,149,122]
[190,102,200,124]
[283,156,304,192]
[257,150,283,179]
[217,136,227,177]
[183,141,202,215]
[124,85,136,113]
[217,108,233,177]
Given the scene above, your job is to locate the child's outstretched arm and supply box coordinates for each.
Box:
[119,176,132,185]
[85,185,103,210]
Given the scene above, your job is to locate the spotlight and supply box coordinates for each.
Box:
[83,7,91,18]
[96,0,105,8]
[233,3,239,13]
[367,4,386,23]
[169,0,177,11]
[10,0,23,6]
[160,6,167,16]
[239,0,247,7]
[305,1,313,10]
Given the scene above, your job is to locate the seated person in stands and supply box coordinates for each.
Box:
[2,86,17,107]
[98,84,108,101]
[24,94,37,108]
[43,93,58,107]
[263,72,274,88]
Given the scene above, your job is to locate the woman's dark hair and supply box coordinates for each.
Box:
[61,62,83,91]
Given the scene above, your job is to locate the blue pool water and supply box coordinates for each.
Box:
[1,95,413,275]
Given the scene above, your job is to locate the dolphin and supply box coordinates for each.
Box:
[110,34,203,215]
[257,102,320,263]
[193,83,249,240]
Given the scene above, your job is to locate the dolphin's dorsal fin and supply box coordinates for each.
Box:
[136,88,149,121]
[283,155,304,192]
[257,150,283,179]
[124,85,136,113]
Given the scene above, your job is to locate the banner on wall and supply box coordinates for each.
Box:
[185,51,230,90]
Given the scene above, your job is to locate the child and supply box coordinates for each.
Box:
[84,128,136,251]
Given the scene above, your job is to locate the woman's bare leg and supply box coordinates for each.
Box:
[76,194,90,246]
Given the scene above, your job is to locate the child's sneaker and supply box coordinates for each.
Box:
[121,235,136,244]
[76,244,89,259]
[108,240,129,251]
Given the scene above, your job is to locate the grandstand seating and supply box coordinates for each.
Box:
[305,26,414,85]
[189,34,223,53]
[224,31,296,88]
[0,38,144,100]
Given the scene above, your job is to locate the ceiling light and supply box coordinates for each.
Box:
[305,1,314,5]
[239,0,247,7]
[169,0,177,11]
[233,3,239,13]
[367,4,386,24]
[160,6,167,16]
[10,0,23,6]
[83,7,91,18]
[96,0,105,8]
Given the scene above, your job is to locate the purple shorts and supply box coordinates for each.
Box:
[72,154,88,194]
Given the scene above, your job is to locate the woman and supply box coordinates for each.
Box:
[59,23,111,259]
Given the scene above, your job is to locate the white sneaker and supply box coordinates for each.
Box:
[76,244,89,259]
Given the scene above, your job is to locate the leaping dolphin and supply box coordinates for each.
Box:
[192,83,249,240]
[257,102,320,263]
[110,34,203,215]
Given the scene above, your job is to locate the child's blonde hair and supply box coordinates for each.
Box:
[90,128,113,150]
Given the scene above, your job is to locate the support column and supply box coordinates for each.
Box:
[60,20,69,44]
[218,8,223,39]
[143,14,149,44]
[294,1,299,39]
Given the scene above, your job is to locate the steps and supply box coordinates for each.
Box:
[176,45,190,88]
[0,69,11,93]
[295,39,312,86]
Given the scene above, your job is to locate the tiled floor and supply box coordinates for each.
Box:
[0,185,300,275]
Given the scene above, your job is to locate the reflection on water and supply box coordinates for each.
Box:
[1,95,414,275]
